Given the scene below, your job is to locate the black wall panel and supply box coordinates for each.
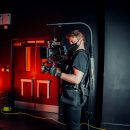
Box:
[102,1,130,130]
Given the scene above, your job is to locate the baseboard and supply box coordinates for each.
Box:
[101,122,130,130]
[14,100,59,113]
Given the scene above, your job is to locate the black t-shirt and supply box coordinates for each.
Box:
[63,49,89,85]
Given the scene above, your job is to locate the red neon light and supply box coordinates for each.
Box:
[27,40,45,44]
[14,43,22,46]
[26,47,31,71]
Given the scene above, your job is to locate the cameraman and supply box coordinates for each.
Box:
[50,30,89,130]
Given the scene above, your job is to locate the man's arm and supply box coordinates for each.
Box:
[60,67,84,85]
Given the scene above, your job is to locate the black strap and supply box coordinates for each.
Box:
[81,58,89,82]
[73,49,90,106]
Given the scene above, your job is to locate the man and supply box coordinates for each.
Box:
[50,30,89,130]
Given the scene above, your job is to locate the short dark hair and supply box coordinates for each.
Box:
[66,30,85,41]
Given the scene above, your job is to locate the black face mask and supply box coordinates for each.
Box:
[67,43,79,53]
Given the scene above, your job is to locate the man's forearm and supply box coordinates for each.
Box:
[60,72,80,85]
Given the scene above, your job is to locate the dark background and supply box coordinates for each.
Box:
[0,0,130,130]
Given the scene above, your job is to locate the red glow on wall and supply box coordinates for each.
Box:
[22,82,32,100]
[0,72,11,91]
[0,41,11,92]
[0,77,2,89]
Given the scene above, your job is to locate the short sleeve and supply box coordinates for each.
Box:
[72,51,88,73]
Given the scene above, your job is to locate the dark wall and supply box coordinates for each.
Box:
[101,1,130,130]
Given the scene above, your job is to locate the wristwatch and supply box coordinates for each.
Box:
[57,72,62,77]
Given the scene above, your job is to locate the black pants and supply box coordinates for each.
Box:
[63,103,82,130]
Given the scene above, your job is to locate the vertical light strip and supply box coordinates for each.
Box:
[26,47,31,71]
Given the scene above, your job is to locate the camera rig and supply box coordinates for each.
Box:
[40,39,67,73]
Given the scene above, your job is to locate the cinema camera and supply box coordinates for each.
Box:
[40,39,67,73]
